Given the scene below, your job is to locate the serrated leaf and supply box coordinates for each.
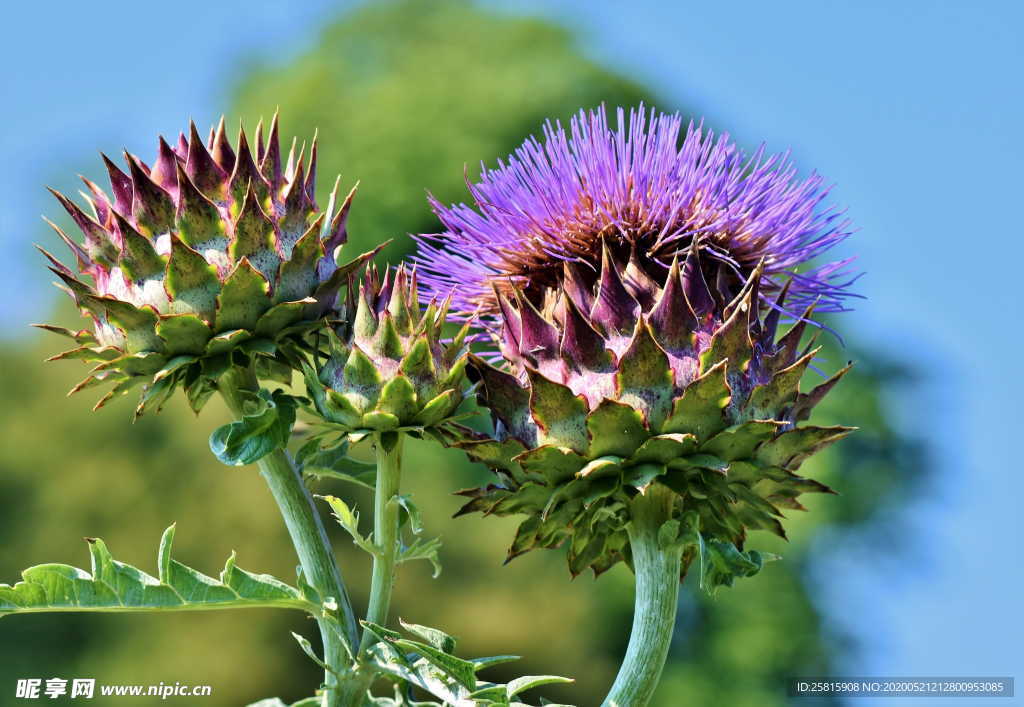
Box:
[0,527,313,617]
[399,536,443,578]
[318,495,376,556]
[361,620,572,706]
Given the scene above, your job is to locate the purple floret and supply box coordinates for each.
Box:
[413,105,859,325]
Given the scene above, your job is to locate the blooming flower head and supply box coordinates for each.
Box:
[413,105,857,326]
[426,106,858,583]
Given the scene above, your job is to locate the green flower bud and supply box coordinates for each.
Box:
[303,264,473,436]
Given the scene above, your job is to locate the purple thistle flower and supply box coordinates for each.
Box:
[413,105,859,326]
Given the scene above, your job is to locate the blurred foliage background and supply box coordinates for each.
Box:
[0,1,928,705]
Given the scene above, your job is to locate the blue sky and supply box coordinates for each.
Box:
[2,0,1020,700]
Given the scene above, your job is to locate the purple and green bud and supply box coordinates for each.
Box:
[303,264,473,435]
[38,115,375,416]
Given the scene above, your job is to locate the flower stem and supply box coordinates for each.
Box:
[602,485,682,707]
[359,432,405,655]
[217,367,359,707]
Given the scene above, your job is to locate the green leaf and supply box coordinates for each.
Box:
[631,433,698,464]
[291,631,339,676]
[506,675,575,698]
[362,620,573,706]
[699,290,754,375]
[209,389,297,466]
[699,538,777,593]
[623,463,663,493]
[396,639,477,690]
[153,355,198,384]
[470,655,522,671]
[577,456,622,479]
[301,439,377,490]
[414,389,461,428]
[0,526,316,617]
[399,618,457,653]
[317,495,377,556]
[399,536,443,578]
[395,495,424,535]
[165,236,221,322]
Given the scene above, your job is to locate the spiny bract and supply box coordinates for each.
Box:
[451,244,853,581]
[304,264,473,435]
[39,115,373,415]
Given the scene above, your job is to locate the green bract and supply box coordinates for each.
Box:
[39,115,375,415]
[450,247,853,583]
[304,264,473,436]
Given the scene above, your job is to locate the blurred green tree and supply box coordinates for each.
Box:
[1,1,926,705]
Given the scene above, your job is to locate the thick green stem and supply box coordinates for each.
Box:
[217,367,359,707]
[602,486,682,707]
[359,432,404,655]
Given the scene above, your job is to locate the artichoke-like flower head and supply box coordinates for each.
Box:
[419,107,858,583]
[304,264,473,437]
[40,115,373,415]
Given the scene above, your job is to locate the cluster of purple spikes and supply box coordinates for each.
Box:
[413,105,859,325]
